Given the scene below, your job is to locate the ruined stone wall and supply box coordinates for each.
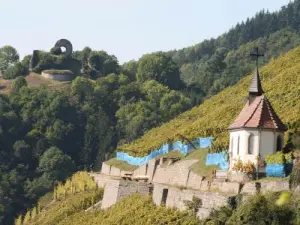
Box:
[101,162,111,175]
[152,183,234,220]
[101,180,153,209]
[133,164,147,177]
[101,180,120,209]
[241,180,290,195]
[147,158,159,181]
[89,173,116,188]
[152,160,198,186]
[110,166,121,177]
[186,171,204,190]
[41,71,74,81]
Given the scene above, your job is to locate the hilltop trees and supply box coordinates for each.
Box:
[136,52,183,89]
[0,45,19,71]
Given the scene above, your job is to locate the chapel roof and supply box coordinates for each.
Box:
[228,68,286,131]
[248,67,264,95]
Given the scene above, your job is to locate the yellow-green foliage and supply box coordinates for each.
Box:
[26,189,103,225]
[118,46,300,156]
[54,171,97,199]
[16,171,100,225]
[58,194,199,225]
[14,215,22,225]
[265,151,293,164]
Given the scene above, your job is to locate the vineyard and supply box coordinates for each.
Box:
[15,172,103,225]
[118,46,300,156]
[57,194,199,225]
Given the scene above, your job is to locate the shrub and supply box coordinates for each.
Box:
[11,76,27,92]
[3,62,28,79]
[226,194,294,225]
[265,151,293,164]
[232,159,256,174]
[50,47,62,55]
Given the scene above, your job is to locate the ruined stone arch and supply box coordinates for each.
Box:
[54,39,73,57]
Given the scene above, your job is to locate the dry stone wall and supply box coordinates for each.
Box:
[186,171,204,190]
[101,180,153,209]
[101,180,120,209]
[133,164,147,177]
[110,166,121,177]
[152,160,198,186]
[101,162,111,175]
[89,173,116,188]
[152,183,234,220]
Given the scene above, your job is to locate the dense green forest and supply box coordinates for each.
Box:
[1,0,300,224]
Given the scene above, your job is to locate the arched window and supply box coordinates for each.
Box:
[230,138,234,151]
[276,135,282,152]
[237,136,240,155]
[248,134,254,154]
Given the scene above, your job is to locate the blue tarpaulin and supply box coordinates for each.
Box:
[266,163,293,177]
[205,152,229,170]
[116,137,214,166]
[266,164,286,177]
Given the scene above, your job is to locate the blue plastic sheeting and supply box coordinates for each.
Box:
[266,163,293,177]
[116,137,214,166]
[205,152,229,170]
[266,164,286,177]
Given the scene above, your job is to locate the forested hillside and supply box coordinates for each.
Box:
[1,0,300,224]
[167,0,300,97]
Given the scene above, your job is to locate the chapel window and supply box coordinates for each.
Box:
[248,134,254,154]
[276,135,282,152]
[237,136,240,155]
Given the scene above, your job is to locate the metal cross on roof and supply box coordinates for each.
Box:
[250,47,264,68]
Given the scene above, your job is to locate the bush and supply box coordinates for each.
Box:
[11,76,27,92]
[50,47,62,55]
[265,151,293,164]
[3,62,28,79]
[226,194,294,225]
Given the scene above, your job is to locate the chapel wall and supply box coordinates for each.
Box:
[260,131,276,158]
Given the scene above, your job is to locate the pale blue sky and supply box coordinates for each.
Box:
[0,0,291,63]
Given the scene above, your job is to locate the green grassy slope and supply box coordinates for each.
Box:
[118,47,300,156]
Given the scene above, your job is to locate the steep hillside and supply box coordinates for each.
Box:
[0,73,72,94]
[119,46,300,156]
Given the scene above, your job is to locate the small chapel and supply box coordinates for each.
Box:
[227,49,287,170]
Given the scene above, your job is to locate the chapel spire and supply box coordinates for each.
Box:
[249,47,264,97]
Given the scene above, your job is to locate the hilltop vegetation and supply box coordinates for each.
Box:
[119,46,300,156]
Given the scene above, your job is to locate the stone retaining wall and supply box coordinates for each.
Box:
[152,160,198,186]
[41,71,74,81]
[152,183,234,220]
[101,162,111,175]
[186,171,204,190]
[101,180,153,209]
[240,180,290,195]
[133,164,147,177]
[110,166,121,177]
[89,173,118,188]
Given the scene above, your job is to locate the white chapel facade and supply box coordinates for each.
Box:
[227,67,287,170]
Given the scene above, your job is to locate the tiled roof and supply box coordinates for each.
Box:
[228,95,287,131]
